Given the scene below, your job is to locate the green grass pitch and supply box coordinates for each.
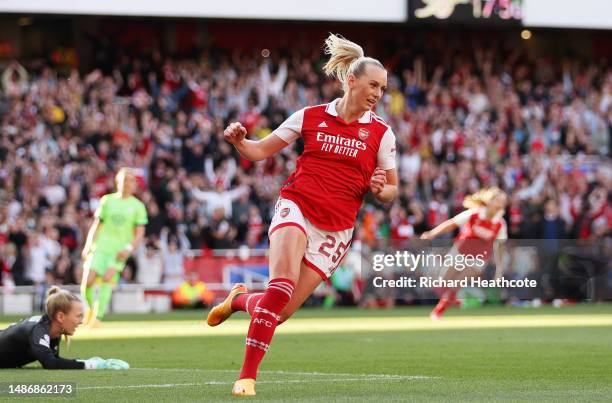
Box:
[1,304,611,402]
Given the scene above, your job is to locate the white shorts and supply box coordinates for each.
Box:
[268,198,353,280]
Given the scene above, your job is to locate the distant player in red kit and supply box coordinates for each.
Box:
[207,34,398,396]
[420,187,508,320]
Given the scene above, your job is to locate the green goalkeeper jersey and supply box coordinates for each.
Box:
[93,193,148,253]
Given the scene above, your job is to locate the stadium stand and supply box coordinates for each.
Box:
[0,25,610,311]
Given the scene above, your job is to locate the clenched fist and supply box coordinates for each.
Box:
[370,167,387,195]
[224,122,247,146]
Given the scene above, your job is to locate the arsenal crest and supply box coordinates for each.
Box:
[358,128,369,140]
[280,208,290,218]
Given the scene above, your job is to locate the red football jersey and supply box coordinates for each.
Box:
[453,207,507,241]
[452,207,507,258]
[274,99,396,231]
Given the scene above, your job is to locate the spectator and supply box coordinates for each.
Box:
[159,226,190,289]
[135,240,163,285]
[171,271,214,308]
[187,177,250,219]
[0,32,610,290]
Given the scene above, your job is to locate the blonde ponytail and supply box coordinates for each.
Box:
[463,187,506,209]
[322,33,384,91]
[46,286,80,320]
[45,286,81,348]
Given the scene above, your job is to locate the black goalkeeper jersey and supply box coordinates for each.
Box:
[0,314,84,369]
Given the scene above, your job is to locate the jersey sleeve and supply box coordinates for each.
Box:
[452,209,477,226]
[377,127,396,170]
[136,201,148,226]
[94,195,108,222]
[29,325,84,369]
[274,108,304,144]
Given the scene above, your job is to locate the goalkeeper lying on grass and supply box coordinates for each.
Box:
[0,286,128,369]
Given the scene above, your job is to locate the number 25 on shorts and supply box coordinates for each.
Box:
[318,235,349,264]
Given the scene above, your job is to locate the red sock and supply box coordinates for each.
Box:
[239,278,294,380]
[232,292,264,316]
[433,290,458,315]
[447,290,459,306]
[432,299,446,315]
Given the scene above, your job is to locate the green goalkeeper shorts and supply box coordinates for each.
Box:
[85,249,127,276]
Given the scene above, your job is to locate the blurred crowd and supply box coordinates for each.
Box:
[0,36,611,289]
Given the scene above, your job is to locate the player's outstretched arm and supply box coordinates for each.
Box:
[223,122,289,161]
[31,340,88,370]
[29,327,125,370]
[420,219,459,240]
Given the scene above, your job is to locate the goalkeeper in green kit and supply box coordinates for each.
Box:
[81,168,148,327]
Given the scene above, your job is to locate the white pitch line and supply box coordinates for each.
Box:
[261,370,435,379]
[79,382,221,390]
[130,367,437,379]
[79,376,434,391]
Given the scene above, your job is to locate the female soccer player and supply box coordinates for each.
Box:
[0,286,129,369]
[420,187,508,320]
[81,168,148,327]
[207,34,398,396]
